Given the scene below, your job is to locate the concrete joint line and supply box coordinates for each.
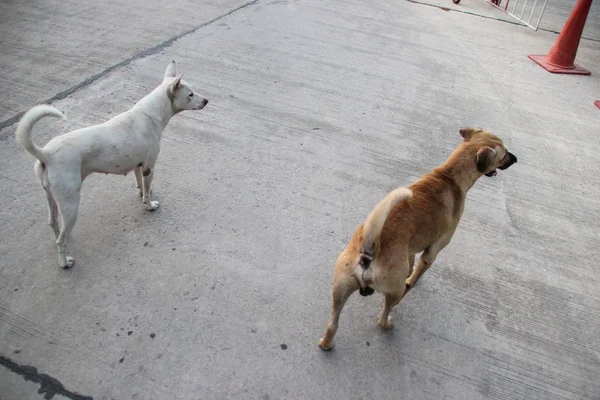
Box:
[0,0,259,134]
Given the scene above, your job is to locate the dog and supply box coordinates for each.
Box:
[16,61,208,268]
[318,127,517,350]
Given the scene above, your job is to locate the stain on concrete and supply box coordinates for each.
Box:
[0,355,93,400]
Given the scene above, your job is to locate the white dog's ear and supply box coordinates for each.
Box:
[167,75,184,99]
[164,61,177,80]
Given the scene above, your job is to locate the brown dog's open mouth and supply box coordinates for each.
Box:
[485,151,517,177]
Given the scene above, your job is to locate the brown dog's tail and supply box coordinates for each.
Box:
[359,187,412,269]
[16,105,66,164]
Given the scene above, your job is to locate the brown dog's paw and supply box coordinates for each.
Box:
[376,314,393,330]
[318,338,333,351]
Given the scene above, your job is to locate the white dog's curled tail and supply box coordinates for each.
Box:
[359,187,413,269]
[16,105,66,164]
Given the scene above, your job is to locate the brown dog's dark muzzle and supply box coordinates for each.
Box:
[484,151,517,177]
[498,151,517,170]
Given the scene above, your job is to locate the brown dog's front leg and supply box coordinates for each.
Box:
[377,292,404,329]
[406,230,455,289]
[406,256,431,289]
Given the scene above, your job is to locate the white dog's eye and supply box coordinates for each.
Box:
[188,92,193,97]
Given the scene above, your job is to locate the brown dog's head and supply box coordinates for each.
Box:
[460,127,517,177]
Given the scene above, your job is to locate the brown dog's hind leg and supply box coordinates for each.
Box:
[319,259,359,351]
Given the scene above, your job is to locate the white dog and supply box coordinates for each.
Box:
[16,61,208,268]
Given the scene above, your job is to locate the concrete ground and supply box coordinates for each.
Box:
[417,0,600,38]
[1,0,600,399]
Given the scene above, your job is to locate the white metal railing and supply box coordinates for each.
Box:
[488,0,549,30]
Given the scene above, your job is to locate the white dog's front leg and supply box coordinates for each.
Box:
[142,167,159,211]
[134,166,143,198]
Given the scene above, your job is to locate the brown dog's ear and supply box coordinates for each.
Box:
[460,127,483,141]
[167,75,183,99]
[476,146,497,173]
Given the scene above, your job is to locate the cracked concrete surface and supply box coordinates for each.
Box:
[1,0,600,399]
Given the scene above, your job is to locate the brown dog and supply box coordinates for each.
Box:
[318,128,517,350]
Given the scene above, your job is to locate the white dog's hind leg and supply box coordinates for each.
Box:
[45,190,60,238]
[134,166,143,198]
[54,191,80,268]
[142,167,159,211]
[34,160,59,238]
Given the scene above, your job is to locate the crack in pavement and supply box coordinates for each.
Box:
[0,354,93,400]
[0,0,259,135]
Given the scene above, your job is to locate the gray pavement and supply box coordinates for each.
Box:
[0,0,251,125]
[411,0,600,39]
[1,0,600,399]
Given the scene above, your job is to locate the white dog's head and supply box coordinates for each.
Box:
[163,61,209,112]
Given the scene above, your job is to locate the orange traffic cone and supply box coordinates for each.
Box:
[528,0,592,75]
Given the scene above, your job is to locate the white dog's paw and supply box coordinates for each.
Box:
[62,256,75,269]
[146,201,160,211]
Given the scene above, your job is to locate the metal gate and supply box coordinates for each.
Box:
[488,0,549,30]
